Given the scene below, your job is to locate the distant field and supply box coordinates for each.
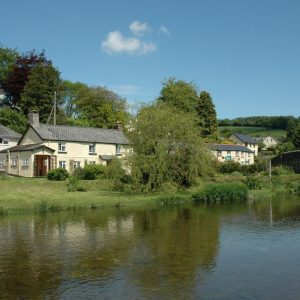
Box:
[218,126,286,140]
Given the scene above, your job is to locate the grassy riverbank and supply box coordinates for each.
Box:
[0,173,299,214]
[0,176,193,214]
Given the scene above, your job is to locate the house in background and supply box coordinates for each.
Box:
[230,133,258,156]
[0,112,129,177]
[254,136,278,149]
[0,124,21,151]
[207,144,255,165]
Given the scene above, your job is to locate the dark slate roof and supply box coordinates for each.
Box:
[0,124,22,140]
[232,133,257,144]
[99,155,115,161]
[207,144,254,153]
[32,124,129,145]
[0,143,55,153]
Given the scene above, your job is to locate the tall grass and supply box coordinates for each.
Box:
[192,183,248,204]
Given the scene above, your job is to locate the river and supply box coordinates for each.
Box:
[1,196,300,299]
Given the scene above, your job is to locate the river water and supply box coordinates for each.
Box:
[1,197,300,299]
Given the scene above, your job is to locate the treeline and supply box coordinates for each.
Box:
[219,116,299,130]
[0,46,129,133]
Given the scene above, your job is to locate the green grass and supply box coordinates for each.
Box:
[1,173,299,215]
[0,176,192,214]
[218,126,286,139]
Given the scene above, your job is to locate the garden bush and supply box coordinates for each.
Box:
[75,164,106,180]
[47,168,69,181]
[217,161,241,174]
[192,183,248,204]
[67,176,87,192]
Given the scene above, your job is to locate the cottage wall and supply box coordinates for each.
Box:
[211,149,254,165]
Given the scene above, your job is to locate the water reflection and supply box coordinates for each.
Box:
[0,197,300,299]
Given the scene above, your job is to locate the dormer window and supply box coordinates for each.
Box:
[0,138,8,144]
[58,143,66,152]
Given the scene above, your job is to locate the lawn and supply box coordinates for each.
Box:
[0,176,191,214]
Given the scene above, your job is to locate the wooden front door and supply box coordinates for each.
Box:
[35,155,49,177]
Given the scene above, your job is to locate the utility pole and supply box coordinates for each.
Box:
[54,91,57,126]
[269,158,272,185]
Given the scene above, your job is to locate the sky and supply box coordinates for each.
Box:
[1,0,300,118]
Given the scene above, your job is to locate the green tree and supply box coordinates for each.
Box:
[158,78,198,113]
[196,91,218,140]
[0,46,18,90]
[20,64,62,122]
[293,122,300,149]
[126,104,213,191]
[0,108,27,133]
[3,50,51,108]
[74,86,129,128]
[61,80,87,118]
[287,119,296,142]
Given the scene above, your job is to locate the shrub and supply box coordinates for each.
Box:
[106,159,126,179]
[47,168,69,181]
[72,167,85,179]
[272,166,294,176]
[217,161,241,174]
[67,176,87,192]
[80,164,106,180]
[245,176,262,190]
[192,183,248,204]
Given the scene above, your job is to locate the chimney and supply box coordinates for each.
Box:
[113,121,123,132]
[28,111,39,127]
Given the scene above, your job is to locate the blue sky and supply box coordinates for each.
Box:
[1,0,300,118]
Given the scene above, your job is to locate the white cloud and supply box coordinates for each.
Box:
[110,84,140,95]
[159,25,170,35]
[101,31,156,55]
[129,21,151,36]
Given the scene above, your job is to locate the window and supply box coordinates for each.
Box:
[0,138,2,143]
[116,144,121,155]
[227,151,231,156]
[58,143,66,152]
[0,157,3,165]
[11,157,17,166]
[89,161,96,164]
[59,161,66,169]
[22,158,29,167]
[89,143,96,154]
[73,161,81,170]
[3,139,8,144]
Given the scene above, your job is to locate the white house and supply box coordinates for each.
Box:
[230,133,258,156]
[0,124,21,151]
[208,144,255,165]
[254,136,278,149]
[0,112,129,177]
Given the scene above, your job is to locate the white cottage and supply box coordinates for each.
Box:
[0,112,129,177]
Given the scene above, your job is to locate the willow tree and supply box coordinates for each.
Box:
[126,103,213,191]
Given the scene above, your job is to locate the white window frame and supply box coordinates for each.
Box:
[73,161,81,170]
[11,157,17,166]
[59,161,66,169]
[58,143,66,152]
[89,143,96,154]
[22,158,29,167]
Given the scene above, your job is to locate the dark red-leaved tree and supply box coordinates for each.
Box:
[2,50,51,108]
